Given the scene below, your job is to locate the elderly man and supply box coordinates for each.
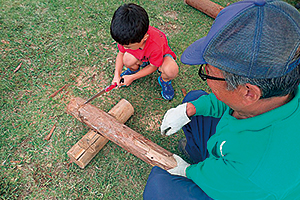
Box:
[143,0,300,199]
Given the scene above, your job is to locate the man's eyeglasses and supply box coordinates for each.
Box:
[198,64,226,81]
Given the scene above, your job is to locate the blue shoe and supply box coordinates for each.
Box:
[120,67,140,77]
[140,61,150,68]
[158,76,174,100]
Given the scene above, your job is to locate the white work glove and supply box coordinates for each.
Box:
[167,154,190,177]
[160,103,191,136]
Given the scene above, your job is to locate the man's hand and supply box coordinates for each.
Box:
[167,154,190,177]
[160,103,191,136]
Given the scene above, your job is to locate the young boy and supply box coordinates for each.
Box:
[110,3,179,100]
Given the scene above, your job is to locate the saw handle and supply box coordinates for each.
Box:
[105,78,124,92]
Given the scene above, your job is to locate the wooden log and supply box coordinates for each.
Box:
[67,99,134,168]
[184,0,224,19]
[67,97,177,170]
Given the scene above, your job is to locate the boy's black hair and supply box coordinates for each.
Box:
[110,3,149,45]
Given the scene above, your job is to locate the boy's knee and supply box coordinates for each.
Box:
[160,58,179,79]
[182,90,208,103]
[123,52,139,68]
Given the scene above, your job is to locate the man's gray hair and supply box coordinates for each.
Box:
[223,65,300,99]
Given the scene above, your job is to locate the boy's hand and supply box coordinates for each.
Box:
[112,76,122,87]
[120,75,135,86]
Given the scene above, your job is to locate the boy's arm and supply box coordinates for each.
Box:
[112,51,125,86]
[121,64,157,86]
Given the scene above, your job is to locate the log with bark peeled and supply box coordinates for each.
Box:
[67,97,177,170]
[67,99,134,168]
[184,0,224,19]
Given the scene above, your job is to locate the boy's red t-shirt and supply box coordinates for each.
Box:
[117,26,177,67]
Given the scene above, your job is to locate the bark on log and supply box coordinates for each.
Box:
[184,0,223,19]
[67,97,177,170]
[67,99,134,168]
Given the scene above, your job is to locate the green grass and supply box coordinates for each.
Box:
[0,0,298,199]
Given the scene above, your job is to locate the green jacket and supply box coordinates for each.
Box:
[187,87,300,200]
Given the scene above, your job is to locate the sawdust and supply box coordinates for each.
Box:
[75,65,107,90]
[141,113,163,131]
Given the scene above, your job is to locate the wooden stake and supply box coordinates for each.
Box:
[67,99,134,168]
[181,88,187,97]
[67,97,177,170]
[49,84,69,98]
[14,63,22,73]
[44,122,57,141]
[184,0,223,19]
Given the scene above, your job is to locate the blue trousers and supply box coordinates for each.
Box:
[143,90,221,200]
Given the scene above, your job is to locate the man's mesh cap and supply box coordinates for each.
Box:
[181,0,300,78]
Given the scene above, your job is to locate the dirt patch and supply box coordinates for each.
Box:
[163,11,178,20]
[32,163,53,187]
[158,22,181,35]
[158,11,182,35]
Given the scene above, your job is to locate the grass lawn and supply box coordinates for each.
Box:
[1,0,298,199]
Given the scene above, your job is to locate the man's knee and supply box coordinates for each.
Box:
[144,167,213,200]
[182,90,208,103]
[143,167,167,199]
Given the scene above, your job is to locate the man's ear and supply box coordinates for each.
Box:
[242,83,262,104]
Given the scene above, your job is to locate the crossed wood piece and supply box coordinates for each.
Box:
[67,98,177,170]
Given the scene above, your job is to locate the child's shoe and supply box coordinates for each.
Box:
[120,67,140,77]
[158,76,174,100]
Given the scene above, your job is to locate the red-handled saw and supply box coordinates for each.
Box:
[84,78,124,104]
